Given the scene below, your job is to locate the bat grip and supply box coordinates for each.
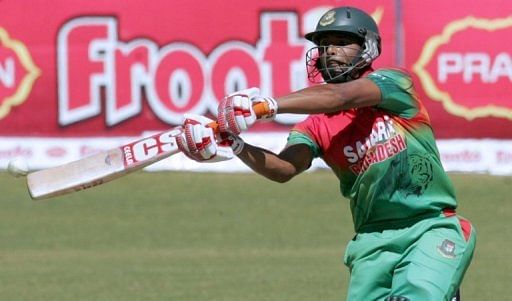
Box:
[208,101,270,134]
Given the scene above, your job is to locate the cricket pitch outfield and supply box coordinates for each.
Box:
[0,171,510,300]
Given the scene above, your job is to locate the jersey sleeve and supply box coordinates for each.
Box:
[287,116,322,158]
[367,68,421,119]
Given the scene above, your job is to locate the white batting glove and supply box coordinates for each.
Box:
[217,87,279,135]
[217,87,260,135]
[219,133,245,155]
[176,114,234,162]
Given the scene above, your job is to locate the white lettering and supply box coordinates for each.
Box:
[439,52,512,83]
[376,121,388,141]
[355,141,366,159]
[463,53,489,83]
[344,116,398,163]
[132,138,158,162]
[57,17,116,126]
[123,146,134,165]
[490,52,512,82]
[343,145,358,163]
[159,131,179,152]
[438,53,462,82]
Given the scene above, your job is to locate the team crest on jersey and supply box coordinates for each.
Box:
[437,239,456,259]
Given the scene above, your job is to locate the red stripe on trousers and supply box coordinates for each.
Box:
[443,209,472,242]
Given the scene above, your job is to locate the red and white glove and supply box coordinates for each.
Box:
[217,87,278,135]
[219,133,245,155]
[176,114,234,162]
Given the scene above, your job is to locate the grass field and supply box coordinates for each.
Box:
[0,170,510,300]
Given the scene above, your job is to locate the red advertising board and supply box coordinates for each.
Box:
[2,0,511,174]
[0,0,395,137]
[403,0,512,138]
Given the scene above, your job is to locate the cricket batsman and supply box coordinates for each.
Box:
[176,6,476,301]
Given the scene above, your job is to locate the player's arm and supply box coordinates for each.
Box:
[236,142,313,183]
[276,78,381,114]
[175,117,313,183]
[215,80,382,132]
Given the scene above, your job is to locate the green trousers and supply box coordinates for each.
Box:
[344,213,476,301]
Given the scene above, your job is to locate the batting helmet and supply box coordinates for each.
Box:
[305,7,381,83]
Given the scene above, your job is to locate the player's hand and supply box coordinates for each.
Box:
[219,133,245,155]
[217,88,259,135]
[217,87,279,135]
[176,114,234,162]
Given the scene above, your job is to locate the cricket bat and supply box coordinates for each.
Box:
[27,102,269,200]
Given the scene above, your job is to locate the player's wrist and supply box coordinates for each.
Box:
[229,135,245,155]
[257,96,278,121]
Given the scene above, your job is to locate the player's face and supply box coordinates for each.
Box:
[317,34,362,73]
[305,33,365,83]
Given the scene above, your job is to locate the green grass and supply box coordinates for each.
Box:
[0,171,510,300]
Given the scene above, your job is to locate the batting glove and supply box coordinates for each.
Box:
[217,87,259,135]
[176,114,234,162]
[219,133,245,155]
[217,87,279,135]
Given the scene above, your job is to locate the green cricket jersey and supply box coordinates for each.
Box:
[288,68,457,233]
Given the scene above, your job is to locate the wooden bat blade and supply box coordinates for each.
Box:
[27,148,125,200]
[25,102,270,200]
[27,128,181,200]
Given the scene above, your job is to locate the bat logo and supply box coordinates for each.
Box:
[122,129,180,167]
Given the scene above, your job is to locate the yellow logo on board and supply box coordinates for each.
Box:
[0,27,41,120]
[413,16,512,120]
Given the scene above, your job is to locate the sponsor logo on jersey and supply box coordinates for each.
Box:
[344,115,407,174]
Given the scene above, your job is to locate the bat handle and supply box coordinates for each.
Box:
[208,101,270,134]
